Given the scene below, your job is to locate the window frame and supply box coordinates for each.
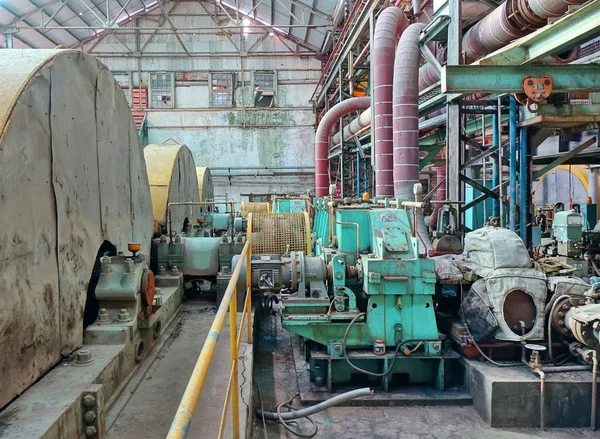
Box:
[210,72,236,107]
[253,70,277,107]
[149,72,175,109]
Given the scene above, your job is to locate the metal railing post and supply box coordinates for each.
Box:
[229,287,240,439]
[246,239,253,343]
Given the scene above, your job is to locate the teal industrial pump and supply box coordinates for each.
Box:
[279,193,458,391]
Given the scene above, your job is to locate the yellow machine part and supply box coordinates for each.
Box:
[241,202,271,217]
[196,166,214,204]
[248,212,312,255]
[145,139,200,234]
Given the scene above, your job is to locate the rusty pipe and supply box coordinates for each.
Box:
[315,97,371,197]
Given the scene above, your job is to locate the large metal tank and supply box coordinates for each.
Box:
[196,166,214,205]
[145,139,201,235]
[0,50,153,409]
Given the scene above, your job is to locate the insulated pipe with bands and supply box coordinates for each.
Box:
[314,97,371,197]
[393,22,432,252]
[372,6,408,197]
[419,0,590,88]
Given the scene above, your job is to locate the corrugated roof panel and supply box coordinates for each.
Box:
[0,0,333,52]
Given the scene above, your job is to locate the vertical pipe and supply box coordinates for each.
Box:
[482,115,487,224]
[498,97,504,226]
[520,127,528,243]
[492,110,499,217]
[357,150,361,198]
[509,96,518,232]
[373,6,407,197]
[591,349,598,430]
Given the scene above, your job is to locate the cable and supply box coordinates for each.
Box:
[276,394,318,438]
[257,387,373,421]
[254,382,268,439]
[462,317,523,367]
[342,312,424,376]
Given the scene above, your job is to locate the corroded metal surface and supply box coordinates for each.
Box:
[0,50,153,409]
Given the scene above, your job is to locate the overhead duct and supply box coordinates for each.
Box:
[393,22,432,251]
[315,97,371,197]
[420,0,588,88]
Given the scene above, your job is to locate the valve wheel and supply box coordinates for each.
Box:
[141,269,156,307]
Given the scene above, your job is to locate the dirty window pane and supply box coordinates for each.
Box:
[254,72,275,107]
[150,72,173,108]
[255,72,274,91]
[212,73,234,107]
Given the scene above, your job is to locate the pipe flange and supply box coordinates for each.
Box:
[514,0,547,29]
[550,297,573,335]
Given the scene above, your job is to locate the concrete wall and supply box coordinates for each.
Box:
[82,1,320,202]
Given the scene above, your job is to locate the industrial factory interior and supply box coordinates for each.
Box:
[4,0,600,438]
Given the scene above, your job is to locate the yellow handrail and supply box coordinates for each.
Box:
[166,239,253,439]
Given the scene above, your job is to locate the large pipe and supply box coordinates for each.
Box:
[332,107,371,145]
[393,22,432,252]
[315,97,371,197]
[425,167,446,228]
[373,6,408,197]
[420,0,588,87]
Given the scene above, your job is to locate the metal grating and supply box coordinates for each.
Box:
[241,202,270,217]
[250,212,310,255]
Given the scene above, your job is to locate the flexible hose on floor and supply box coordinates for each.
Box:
[256,387,373,421]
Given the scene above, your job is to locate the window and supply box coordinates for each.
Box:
[211,73,234,107]
[254,71,276,107]
[150,72,174,108]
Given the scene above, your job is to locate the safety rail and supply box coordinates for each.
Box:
[166,239,252,439]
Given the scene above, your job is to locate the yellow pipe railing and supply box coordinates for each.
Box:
[166,239,253,439]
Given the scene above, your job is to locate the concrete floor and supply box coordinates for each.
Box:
[252,310,599,439]
[106,300,250,439]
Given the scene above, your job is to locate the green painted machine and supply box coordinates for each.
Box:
[151,204,247,300]
[280,195,458,391]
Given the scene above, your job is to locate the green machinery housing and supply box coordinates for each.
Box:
[278,197,458,391]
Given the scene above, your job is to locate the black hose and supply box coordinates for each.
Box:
[342,312,426,376]
[462,317,523,367]
[276,394,318,438]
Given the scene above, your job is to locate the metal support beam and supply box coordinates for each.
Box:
[442,65,600,94]
[509,96,518,232]
[477,0,600,66]
[462,180,509,212]
[445,0,461,203]
[519,127,528,244]
[532,137,597,180]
